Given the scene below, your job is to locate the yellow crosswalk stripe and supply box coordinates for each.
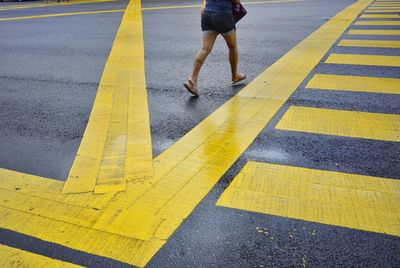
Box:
[355,20,400,25]
[368,6,400,9]
[338,39,400,47]
[348,29,400,35]
[62,0,153,194]
[217,162,400,237]
[365,9,400,12]
[276,106,400,142]
[360,14,400,18]
[306,74,400,94]
[0,244,82,267]
[326,53,400,67]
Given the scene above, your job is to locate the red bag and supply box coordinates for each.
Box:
[232,3,247,23]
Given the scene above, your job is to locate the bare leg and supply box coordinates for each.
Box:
[222,31,245,82]
[190,32,218,87]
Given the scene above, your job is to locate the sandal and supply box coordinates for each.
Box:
[232,73,247,85]
[184,78,199,96]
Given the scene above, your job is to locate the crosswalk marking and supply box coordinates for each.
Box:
[365,9,400,12]
[306,74,400,94]
[326,53,400,67]
[354,20,400,25]
[360,14,400,18]
[338,39,400,48]
[217,162,400,237]
[275,106,400,142]
[0,244,82,267]
[348,29,400,35]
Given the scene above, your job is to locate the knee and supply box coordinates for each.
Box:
[201,46,212,55]
[227,43,237,51]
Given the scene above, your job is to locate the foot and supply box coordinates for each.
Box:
[232,73,246,85]
[184,77,199,96]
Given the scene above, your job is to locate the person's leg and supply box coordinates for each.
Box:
[222,31,246,83]
[190,32,218,86]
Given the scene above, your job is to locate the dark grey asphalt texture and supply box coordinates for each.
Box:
[1,0,399,267]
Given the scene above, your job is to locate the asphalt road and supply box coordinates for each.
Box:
[0,0,399,267]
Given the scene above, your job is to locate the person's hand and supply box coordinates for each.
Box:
[201,7,205,17]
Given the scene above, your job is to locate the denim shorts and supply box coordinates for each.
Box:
[201,12,236,36]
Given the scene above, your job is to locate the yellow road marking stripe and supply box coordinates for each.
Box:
[141,0,304,11]
[365,9,400,12]
[0,0,374,266]
[0,0,115,11]
[306,74,400,94]
[217,162,400,237]
[348,29,400,35]
[355,20,400,25]
[62,0,153,194]
[0,244,82,267]
[0,9,124,22]
[368,6,400,9]
[276,106,400,141]
[360,14,400,18]
[338,39,400,47]
[326,53,400,67]
[0,1,305,22]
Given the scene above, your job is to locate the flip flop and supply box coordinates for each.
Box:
[232,73,247,85]
[184,78,199,96]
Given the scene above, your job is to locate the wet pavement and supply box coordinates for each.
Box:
[0,0,399,267]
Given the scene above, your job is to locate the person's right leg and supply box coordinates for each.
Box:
[222,31,246,83]
[190,32,218,87]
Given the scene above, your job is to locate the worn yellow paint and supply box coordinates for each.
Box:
[0,0,115,11]
[306,74,400,94]
[360,14,400,18]
[0,9,124,22]
[338,39,400,47]
[0,245,82,267]
[141,0,304,11]
[276,106,400,142]
[326,53,400,67]
[365,9,400,12]
[355,20,400,25]
[217,162,400,237]
[62,0,153,194]
[0,0,375,266]
[348,29,400,35]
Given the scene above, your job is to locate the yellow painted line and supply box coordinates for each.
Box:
[365,9,400,12]
[306,74,400,94]
[368,6,400,9]
[0,0,374,266]
[217,162,400,237]
[355,20,400,25]
[0,9,124,22]
[0,0,116,11]
[276,106,400,141]
[141,0,304,11]
[348,29,400,35]
[338,38,400,47]
[0,244,82,267]
[360,14,400,18]
[326,53,400,67]
[0,0,305,22]
[62,0,153,194]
